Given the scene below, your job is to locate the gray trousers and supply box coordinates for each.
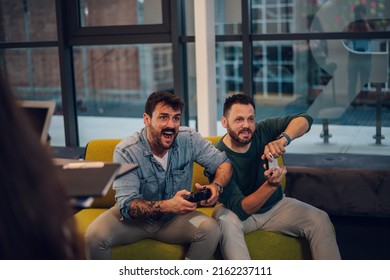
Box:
[212,196,341,260]
[85,205,220,259]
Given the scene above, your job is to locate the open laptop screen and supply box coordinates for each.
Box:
[17,100,55,144]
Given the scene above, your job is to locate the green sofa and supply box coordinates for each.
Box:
[74,137,312,259]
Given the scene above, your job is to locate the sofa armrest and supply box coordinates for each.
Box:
[84,139,121,208]
[191,136,222,191]
[84,139,122,162]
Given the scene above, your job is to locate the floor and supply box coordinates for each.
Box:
[330,215,390,260]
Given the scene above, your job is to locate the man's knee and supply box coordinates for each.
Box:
[197,216,220,241]
[84,223,111,251]
[307,208,334,234]
[84,226,98,247]
[214,208,242,232]
[84,225,113,260]
[187,213,221,246]
[311,208,331,224]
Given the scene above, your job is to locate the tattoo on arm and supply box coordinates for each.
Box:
[129,199,163,219]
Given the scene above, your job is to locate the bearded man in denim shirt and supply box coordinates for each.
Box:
[85,91,232,259]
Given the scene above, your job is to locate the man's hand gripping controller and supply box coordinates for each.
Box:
[184,187,211,203]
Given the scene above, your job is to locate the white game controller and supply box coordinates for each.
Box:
[267,153,279,169]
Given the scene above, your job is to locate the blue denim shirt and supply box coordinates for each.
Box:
[113,126,229,221]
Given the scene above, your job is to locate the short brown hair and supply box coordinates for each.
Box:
[144,91,185,116]
[223,93,255,117]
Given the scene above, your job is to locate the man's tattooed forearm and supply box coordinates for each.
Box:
[129,199,163,219]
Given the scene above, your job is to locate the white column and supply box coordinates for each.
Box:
[194,0,217,136]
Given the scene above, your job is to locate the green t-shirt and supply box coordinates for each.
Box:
[215,113,312,220]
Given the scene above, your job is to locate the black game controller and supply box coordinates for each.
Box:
[184,187,211,203]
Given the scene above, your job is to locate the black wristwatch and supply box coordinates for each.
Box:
[277,132,292,145]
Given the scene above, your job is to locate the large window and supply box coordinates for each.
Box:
[184,0,390,153]
[1,47,65,144]
[0,0,57,42]
[0,0,389,155]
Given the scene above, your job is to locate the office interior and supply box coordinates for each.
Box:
[0,0,389,259]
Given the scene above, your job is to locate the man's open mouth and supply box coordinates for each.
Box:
[162,130,175,140]
[240,130,252,137]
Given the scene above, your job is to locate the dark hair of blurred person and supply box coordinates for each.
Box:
[0,72,82,259]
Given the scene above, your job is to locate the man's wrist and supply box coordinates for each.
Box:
[212,181,223,194]
[266,181,280,188]
[277,132,292,145]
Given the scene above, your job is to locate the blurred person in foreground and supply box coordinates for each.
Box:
[0,72,81,259]
[212,93,341,260]
[85,91,232,259]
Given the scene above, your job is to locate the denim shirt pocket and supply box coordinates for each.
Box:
[170,162,192,193]
[139,175,160,201]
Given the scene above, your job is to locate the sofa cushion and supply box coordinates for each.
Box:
[245,231,310,259]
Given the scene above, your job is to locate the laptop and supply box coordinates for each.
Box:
[53,158,138,198]
[17,100,55,144]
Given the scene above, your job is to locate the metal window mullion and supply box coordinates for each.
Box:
[171,0,189,126]
[56,0,79,147]
[242,0,253,97]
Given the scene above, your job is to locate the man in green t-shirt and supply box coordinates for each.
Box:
[212,93,341,259]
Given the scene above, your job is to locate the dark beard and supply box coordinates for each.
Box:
[228,128,253,145]
[150,128,177,150]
